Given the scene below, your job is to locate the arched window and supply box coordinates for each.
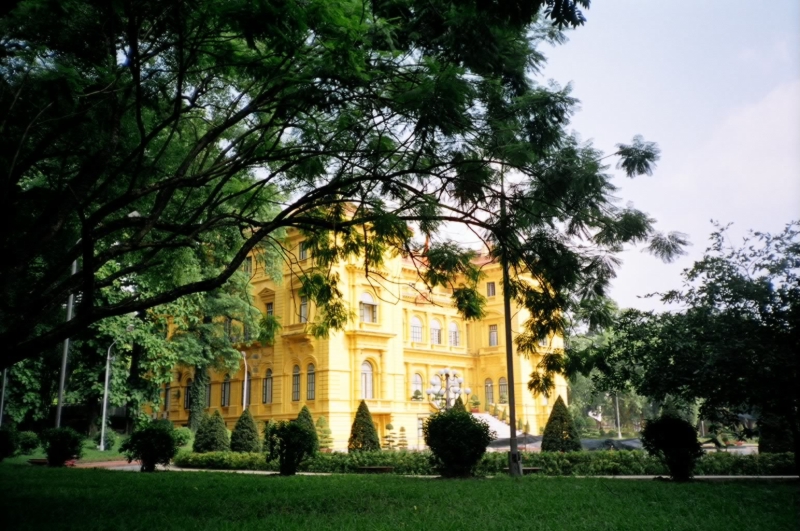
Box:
[449,322,460,346]
[485,379,494,405]
[499,377,508,402]
[221,376,231,407]
[411,373,423,398]
[360,293,378,323]
[243,371,252,407]
[262,369,273,404]
[410,316,423,342]
[430,319,442,344]
[307,364,316,400]
[184,379,192,409]
[361,361,374,399]
[292,365,301,401]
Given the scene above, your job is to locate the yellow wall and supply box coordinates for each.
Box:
[163,231,567,450]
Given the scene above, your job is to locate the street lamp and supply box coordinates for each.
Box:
[100,325,134,451]
[426,368,471,411]
[241,351,248,411]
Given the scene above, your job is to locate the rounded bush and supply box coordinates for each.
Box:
[230,410,261,453]
[193,411,230,453]
[275,420,316,476]
[173,427,193,448]
[0,426,19,461]
[93,429,117,451]
[41,427,84,466]
[120,421,178,472]
[423,408,495,477]
[641,414,703,481]
[18,431,39,454]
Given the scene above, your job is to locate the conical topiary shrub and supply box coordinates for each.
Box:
[315,416,333,450]
[397,427,408,449]
[297,405,319,454]
[348,400,380,452]
[193,410,230,453]
[230,409,261,452]
[541,395,582,452]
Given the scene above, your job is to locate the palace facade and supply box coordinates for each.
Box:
[163,230,567,450]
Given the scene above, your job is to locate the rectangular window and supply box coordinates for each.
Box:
[489,324,499,347]
[487,282,496,297]
[205,383,211,408]
[449,330,460,347]
[411,324,423,343]
[307,372,316,401]
[221,381,231,407]
[262,377,273,404]
[360,303,377,323]
[292,373,301,401]
[266,302,274,316]
[300,297,309,323]
[431,328,442,345]
[299,241,308,260]
[243,256,253,275]
[417,418,425,441]
[184,384,191,410]
[164,384,171,410]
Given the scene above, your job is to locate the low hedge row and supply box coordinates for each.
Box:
[173,449,796,476]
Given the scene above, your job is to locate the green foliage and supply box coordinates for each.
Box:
[173,427,193,448]
[93,429,117,451]
[470,395,480,408]
[0,426,18,461]
[424,408,495,477]
[296,406,319,454]
[231,410,261,453]
[397,427,408,450]
[193,411,230,453]
[348,401,380,452]
[263,420,279,461]
[500,407,507,421]
[120,420,179,472]
[541,396,582,452]
[452,397,467,412]
[174,449,797,477]
[41,428,84,466]
[275,420,316,476]
[641,415,703,481]
[17,431,39,454]
[315,416,333,450]
[188,369,209,433]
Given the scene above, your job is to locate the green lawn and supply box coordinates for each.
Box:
[0,466,797,531]
[1,439,127,465]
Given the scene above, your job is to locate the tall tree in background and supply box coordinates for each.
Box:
[1,0,684,377]
[576,222,799,469]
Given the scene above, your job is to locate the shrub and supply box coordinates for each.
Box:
[41,427,84,466]
[173,427,193,447]
[193,411,229,453]
[423,408,494,477]
[263,419,279,461]
[120,420,178,472]
[93,429,117,451]
[275,420,316,476]
[18,430,39,454]
[348,400,380,452]
[316,416,333,450]
[296,405,319,454]
[0,426,18,461]
[641,414,703,481]
[541,396,582,452]
[231,410,261,453]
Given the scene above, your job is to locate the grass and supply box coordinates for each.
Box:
[0,466,797,530]
[1,439,127,465]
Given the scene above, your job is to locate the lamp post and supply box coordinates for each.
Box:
[426,368,471,411]
[100,325,134,451]
[56,255,79,428]
[241,351,248,411]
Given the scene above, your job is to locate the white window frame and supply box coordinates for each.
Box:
[487,282,496,297]
[430,319,442,345]
[361,361,374,399]
[299,296,309,323]
[448,322,460,346]
[410,316,423,342]
[359,293,378,323]
[489,324,498,347]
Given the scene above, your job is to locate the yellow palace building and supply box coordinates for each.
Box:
[163,231,567,450]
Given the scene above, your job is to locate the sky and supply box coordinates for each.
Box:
[534,0,800,311]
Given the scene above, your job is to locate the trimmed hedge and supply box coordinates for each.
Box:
[173,449,796,477]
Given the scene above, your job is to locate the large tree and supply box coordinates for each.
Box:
[0,0,683,370]
[575,223,799,468]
